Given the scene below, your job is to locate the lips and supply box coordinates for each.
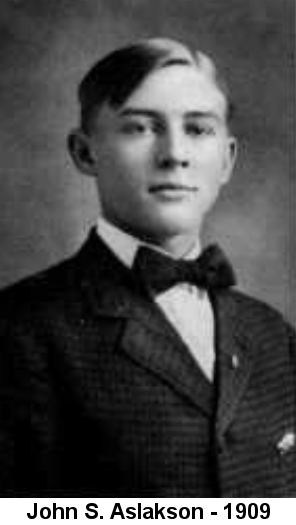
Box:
[149,183,198,193]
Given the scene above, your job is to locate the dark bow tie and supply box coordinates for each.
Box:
[133,244,236,294]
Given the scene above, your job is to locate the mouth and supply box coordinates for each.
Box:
[149,183,198,199]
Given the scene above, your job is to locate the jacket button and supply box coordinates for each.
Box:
[276,431,295,455]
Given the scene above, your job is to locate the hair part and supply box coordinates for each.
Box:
[78,38,234,134]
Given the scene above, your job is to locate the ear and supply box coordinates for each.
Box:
[221,136,237,185]
[67,128,98,176]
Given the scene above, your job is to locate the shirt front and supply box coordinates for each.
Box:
[97,217,215,381]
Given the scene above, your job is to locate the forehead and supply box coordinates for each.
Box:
[120,64,227,119]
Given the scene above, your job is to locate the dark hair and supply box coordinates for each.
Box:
[78,38,234,133]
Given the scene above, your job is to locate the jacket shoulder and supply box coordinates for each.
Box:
[229,288,291,324]
[0,253,81,326]
[226,288,295,348]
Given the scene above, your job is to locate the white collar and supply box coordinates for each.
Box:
[96,216,201,269]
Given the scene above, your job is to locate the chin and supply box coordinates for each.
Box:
[156,211,201,232]
[137,215,202,243]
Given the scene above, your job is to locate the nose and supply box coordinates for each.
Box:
[155,128,190,170]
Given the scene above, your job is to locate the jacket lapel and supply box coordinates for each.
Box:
[211,291,253,437]
[75,230,214,415]
[120,310,214,415]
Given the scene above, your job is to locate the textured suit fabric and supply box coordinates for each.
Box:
[0,230,295,497]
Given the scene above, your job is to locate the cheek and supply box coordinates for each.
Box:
[98,159,143,203]
[194,155,227,205]
[202,171,226,197]
[107,143,151,177]
[195,145,228,183]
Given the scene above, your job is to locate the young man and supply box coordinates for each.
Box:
[0,38,295,497]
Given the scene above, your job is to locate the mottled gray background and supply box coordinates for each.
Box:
[0,0,295,324]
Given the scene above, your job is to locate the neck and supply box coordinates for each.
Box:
[100,215,202,258]
[138,231,201,258]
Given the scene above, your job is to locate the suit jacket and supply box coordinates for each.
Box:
[0,229,295,497]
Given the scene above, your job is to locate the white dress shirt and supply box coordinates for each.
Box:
[97,218,215,381]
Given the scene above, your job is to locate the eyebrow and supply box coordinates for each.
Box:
[118,107,222,122]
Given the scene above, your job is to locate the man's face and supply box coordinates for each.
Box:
[85,65,236,247]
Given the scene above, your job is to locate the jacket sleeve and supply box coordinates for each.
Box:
[0,311,54,496]
[0,317,15,495]
[287,321,296,386]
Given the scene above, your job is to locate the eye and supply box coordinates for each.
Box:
[185,122,215,136]
[120,121,148,135]
[119,118,164,137]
